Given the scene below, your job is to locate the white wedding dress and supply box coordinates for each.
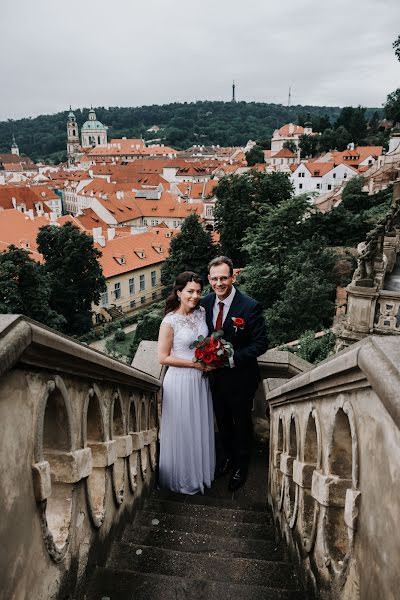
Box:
[159,306,215,494]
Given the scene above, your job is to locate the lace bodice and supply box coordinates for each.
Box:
[161,307,208,361]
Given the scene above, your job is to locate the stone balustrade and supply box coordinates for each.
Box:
[267,334,400,600]
[0,315,162,600]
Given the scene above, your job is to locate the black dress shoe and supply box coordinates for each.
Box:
[215,457,232,478]
[228,468,247,491]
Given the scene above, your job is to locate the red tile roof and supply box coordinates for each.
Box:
[97,228,175,278]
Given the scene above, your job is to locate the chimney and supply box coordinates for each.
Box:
[116,190,124,200]
[27,209,34,220]
[107,227,116,240]
[11,197,17,209]
[288,123,295,135]
[50,212,57,224]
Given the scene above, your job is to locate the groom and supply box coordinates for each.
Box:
[201,256,268,491]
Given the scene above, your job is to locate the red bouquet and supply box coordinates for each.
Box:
[191,330,233,368]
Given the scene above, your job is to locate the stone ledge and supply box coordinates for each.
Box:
[131,432,145,451]
[88,440,116,467]
[311,471,352,507]
[143,428,158,445]
[32,461,52,501]
[0,315,161,390]
[115,435,133,458]
[279,453,295,476]
[45,448,92,483]
[293,460,315,488]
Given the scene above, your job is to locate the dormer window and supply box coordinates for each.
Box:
[113,255,126,265]
[152,244,163,254]
[314,171,320,177]
[134,249,146,259]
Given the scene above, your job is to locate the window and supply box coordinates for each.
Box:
[141,296,146,304]
[299,183,303,190]
[333,173,336,178]
[140,274,145,291]
[151,270,157,287]
[100,290,109,307]
[298,172,305,178]
[316,183,321,189]
[130,299,136,309]
[114,282,121,300]
[206,206,213,217]
[129,277,135,295]
[143,219,148,225]
[152,292,157,300]
[343,173,347,179]
[328,184,332,190]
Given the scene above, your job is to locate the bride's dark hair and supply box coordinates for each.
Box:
[164,271,203,315]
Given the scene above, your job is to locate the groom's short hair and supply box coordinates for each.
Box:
[208,256,234,276]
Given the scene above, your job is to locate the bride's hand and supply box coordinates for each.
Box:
[192,362,208,372]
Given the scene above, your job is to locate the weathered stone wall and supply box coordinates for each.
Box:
[267,335,400,600]
[0,316,161,600]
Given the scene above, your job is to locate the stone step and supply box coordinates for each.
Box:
[153,488,269,512]
[123,524,285,561]
[87,567,306,600]
[108,542,300,589]
[145,497,272,525]
[135,509,276,540]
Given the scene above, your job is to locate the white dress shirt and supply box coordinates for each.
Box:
[212,286,236,329]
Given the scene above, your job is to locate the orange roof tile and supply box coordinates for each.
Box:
[97,229,175,278]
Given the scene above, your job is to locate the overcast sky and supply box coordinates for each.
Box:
[1,0,399,121]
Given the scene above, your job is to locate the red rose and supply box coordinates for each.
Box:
[232,317,245,328]
[204,342,215,352]
[195,348,205,360]
[210,337,219,347]
[202,353,213,364]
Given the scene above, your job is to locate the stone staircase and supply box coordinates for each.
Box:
[85,445,306,600]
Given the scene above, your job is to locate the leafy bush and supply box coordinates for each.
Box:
[114,328,126,342]
[284,330,336,364]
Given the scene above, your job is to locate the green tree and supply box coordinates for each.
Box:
[283,140,297,153]
[127,303,163,361]
[393,34,400,62]
[265,241,337,347]
[241,195,312,308]
[318,128,337,152]
[299,134,318,158]
[36,222,106,335]
[214,171,293,266]
[384,89,400,125]
[335,106,367,143]
[340,176,366,213]
[0,245,65,329]
[334,125,352,151]
[160,214,216,293]
[245,144,265,166]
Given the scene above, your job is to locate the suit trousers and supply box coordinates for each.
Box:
[212,370,257,471]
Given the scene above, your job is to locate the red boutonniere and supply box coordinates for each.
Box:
[232,317,245,333]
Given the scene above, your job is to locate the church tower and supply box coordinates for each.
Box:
[81,108,108,148]
[67,108,80,166]
[11,135,19,156]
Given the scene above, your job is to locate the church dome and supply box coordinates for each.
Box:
[81,109,106,131]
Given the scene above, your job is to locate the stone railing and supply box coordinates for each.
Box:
[267,334,400,600]
[0,315,162,600]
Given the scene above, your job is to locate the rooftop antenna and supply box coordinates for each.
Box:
[232,80,236,103]
[288,85,292,108]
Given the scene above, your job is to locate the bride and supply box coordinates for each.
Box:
[158,271,215,494]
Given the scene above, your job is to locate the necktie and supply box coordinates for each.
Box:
[215,301,224,331]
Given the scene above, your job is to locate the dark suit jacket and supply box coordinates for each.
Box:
[200,288,268,396]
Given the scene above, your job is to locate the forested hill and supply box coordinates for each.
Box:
[0,101,381,164]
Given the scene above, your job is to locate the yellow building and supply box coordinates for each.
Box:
[93,227,174,322]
